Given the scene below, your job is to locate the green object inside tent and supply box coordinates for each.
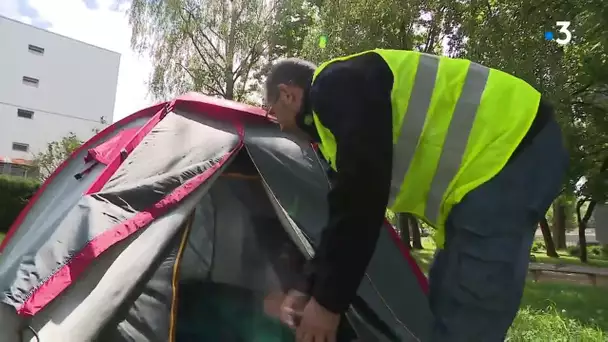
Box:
[177,282,294,341]
[176,282,358,341]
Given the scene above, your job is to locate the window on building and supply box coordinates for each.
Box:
[12,142,29,152]
[0,162,32,178]
[17,109,34,119]
[9,165,29,177]
[22,76,39,87]
[28,44,45,55]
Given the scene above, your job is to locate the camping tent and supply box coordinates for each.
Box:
[0,93,432,342]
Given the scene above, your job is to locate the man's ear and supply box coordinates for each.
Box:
[279,83,302,105]
[277,84,290,101]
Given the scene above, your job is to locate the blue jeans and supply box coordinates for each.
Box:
[428,117,569,341]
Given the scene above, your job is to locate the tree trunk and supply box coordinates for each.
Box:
[223,1,238,100]
[539,217,559,257]
[576,199,596,263]
[552,201,567,249]
[398,214,411,249]
[574,156,608,263]
[409,215,423,249]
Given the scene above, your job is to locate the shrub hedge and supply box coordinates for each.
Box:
[0,175,40,233]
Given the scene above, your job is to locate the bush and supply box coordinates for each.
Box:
[531,241,546,253]
[589,246,602,256]
[0,175,40,233]
[566,245,580,257]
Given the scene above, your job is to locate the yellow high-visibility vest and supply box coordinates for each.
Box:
[311,49,541,248]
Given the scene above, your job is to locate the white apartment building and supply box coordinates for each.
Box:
[0,15,120,176]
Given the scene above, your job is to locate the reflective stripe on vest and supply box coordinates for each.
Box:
[387,53,490,224]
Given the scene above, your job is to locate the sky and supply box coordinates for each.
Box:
[0,0,153,122]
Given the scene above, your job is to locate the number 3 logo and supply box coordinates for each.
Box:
[555,21,572,45]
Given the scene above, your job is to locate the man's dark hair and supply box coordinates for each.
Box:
[265,58,317,104]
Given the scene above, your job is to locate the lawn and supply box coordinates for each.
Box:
[510,282,607,341]
[410,238,608,341]
[531,250,608,268]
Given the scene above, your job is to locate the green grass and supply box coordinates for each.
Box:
[509,306,605,341]
[532,251,608,268]
[410,237,436,273]
[410,237,608,340]
[509,282,608,341]
[411,248,434,273]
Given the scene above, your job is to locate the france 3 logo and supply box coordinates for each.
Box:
[544,21,572,45]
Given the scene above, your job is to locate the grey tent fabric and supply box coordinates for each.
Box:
[0,94,432,342]
[0,116,152,300]
[0,110,240,310]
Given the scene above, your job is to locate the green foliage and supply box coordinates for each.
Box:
[128,0,313,104]
[32,132,83,182]
[589,245,602,256]
[531,241,546,253]
[568,244,582,257]
[385,209,396,224]
[0,175,40,233]
[298,0,448,63]
[566,244,608,261]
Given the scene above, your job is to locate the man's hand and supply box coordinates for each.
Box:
[280,289,310,328]
[263,291,286,319]
[295,298,341,342]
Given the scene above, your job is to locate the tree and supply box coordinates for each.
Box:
[551,195,575,249]
[539,216,559,257]
[397,214,411,249]
[408,214,424,250]
[575,157,608,262]
[298,0,449,63]
[128,0,314,104]
[395,213,425,250]
[32,133,83,181]
[265,0,315,61]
